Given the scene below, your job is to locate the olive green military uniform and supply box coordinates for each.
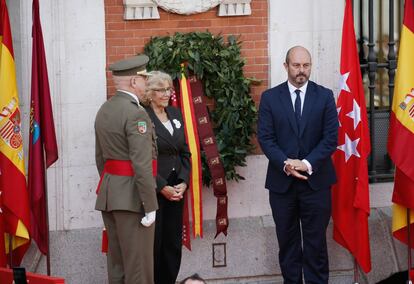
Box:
[95,55,158,284]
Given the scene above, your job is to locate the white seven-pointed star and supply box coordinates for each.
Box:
[346,99,361,129]
[339,72,350,93]
[337,134,360,162]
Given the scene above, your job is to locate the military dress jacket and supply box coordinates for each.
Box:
[94,91,158,213]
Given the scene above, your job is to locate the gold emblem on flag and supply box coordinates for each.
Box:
[218,218,227,226]
[0,98,23,150]
[399,88,414,120]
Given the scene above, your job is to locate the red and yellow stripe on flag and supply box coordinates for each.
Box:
[0,0,31,265]
[179,64,203,237]
[387,0,414,246]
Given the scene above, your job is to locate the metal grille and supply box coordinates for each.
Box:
[353,0,405,182]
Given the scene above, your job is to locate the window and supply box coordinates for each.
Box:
[353,0,404,182]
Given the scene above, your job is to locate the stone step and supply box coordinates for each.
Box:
[21,207,410,284]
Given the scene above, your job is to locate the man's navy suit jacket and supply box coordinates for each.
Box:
[257,80,339,194]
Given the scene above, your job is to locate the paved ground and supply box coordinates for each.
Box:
[186,268,357,283]
[22,206,409,284]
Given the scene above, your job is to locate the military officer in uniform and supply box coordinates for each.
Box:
[95,54,158,284]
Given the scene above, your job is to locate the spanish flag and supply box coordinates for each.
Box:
[0,0,31,265]
[387,0,414,246]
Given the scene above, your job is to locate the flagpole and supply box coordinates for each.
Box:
[407,208,412,284]
[353,258,360,284]
[44,154,51,276]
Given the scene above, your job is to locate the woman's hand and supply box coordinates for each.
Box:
[161,185,183,201]
[174,182,187,198]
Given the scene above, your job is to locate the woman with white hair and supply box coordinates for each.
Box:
[145,71,191,284]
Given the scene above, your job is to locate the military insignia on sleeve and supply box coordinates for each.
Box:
[137,121,147,134]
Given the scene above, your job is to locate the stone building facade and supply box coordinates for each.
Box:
[6,0,401,283]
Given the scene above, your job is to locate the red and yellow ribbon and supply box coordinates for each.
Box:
[179,64,203,237]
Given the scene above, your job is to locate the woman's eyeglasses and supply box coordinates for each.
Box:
[152,87,173,95]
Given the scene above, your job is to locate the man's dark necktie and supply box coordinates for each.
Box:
[294,89,301,131]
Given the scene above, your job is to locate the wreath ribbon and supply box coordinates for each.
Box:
[177,65,229,249]
[189,77,228,238]
[179,65,203,241]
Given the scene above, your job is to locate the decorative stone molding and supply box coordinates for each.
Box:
[123,0,160,20]
[123,0,252,19]
[218,0,251,16]
[152,0,222,15]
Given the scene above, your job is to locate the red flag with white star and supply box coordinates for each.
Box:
[331,0,371,273]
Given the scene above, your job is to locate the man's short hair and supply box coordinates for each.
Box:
[180,273,206,284]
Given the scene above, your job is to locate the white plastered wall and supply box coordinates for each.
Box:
[8,0,107,230]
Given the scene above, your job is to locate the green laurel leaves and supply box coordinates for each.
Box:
[144,31,258,185]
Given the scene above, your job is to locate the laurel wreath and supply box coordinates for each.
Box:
[144,31,258,185]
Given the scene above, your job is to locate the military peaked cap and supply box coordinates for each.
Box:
[109,54,151,76]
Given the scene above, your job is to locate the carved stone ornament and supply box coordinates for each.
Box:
[123,0,160,20]
[152,0,222,15]
[123,0,251,20]
[218,0,251,16]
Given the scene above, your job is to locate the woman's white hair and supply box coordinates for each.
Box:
[145,71,173,95]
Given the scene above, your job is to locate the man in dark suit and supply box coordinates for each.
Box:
[95,55,158,284]
[257,46,338,284]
